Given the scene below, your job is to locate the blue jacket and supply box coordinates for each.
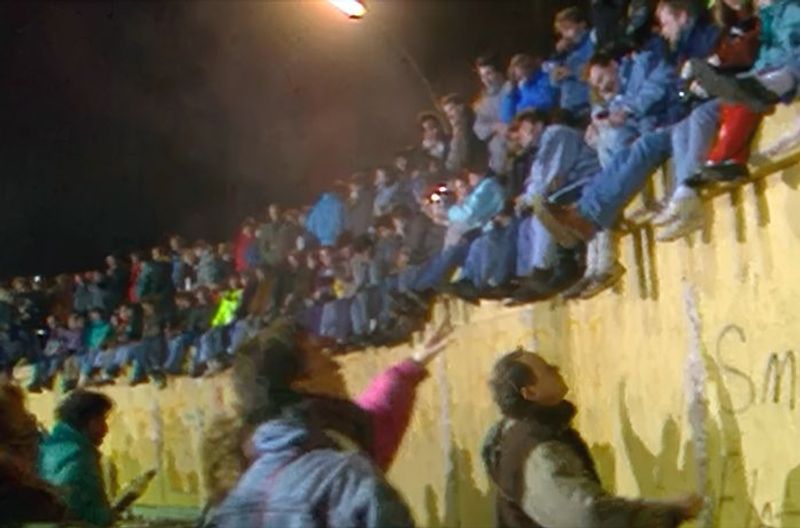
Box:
[657,20,720,124]
[754,0,800,73]
[373,182,404,217]
[39,422,114,527]
[522,125,600,201]
[672,18,721,67]
[501,69,559,123]
[447,177,505,231]
[307,193,346,247]
[612,46,677,132]
[210,418,415,528]
[550,31,595,114]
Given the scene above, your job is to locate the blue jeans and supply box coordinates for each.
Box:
[164,333,195,374]
[464,221,518,288]
[596,123,639,168]
[30,355,64,386]
[227,320,255,355]
[320,298,352,341]
[131,336,165,382]
[669,99,720,187]
[578,129,672,229]
[411,238,474,292]
[350,289,380,337]
[517,216,558,276]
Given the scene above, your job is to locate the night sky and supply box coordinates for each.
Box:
[1,0,574,278]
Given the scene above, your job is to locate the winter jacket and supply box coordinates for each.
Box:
[258,221,280,267]
[373,182,404,217]
[474,81,511,175]
[520,125,600,203]
[405,214,446,266]
[714,14,761,73]
[73,283,93,315]
[346,188,376,237]
[211,289,243,328]
[187,304,215,334]
[307,193,346,247]
[234,232,257,273]
[354,359,428,471]
[445,108,487,174]
[136,260,174,302]
[128,262,142,303]
[447,176,506,231]
[84,319,112,351]
[550,31,595,116]
[660,17,721,124]
[197,250,226,287]
[106,266,129,309]
[39,422,114,527]
[209,417,415,528]
[753,0,800,73]
[610,46,676,132]
[483,403,686,528]
[501,69,559,123]
[672,17,721,67]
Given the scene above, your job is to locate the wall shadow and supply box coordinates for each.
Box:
[618,381,693,497]
[590,443,617,494]
[426,444,491,528]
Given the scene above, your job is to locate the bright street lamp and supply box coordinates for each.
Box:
[328,0,367,19]
[326,0,440,110]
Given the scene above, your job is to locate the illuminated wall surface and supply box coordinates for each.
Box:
[24,104,800,526]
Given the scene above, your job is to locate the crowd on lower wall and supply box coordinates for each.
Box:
[1,0,798,392]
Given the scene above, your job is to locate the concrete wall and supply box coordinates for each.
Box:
[24,104,800,526]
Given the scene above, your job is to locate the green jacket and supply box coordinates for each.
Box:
[39,421,114,527]
[210,289,243,328]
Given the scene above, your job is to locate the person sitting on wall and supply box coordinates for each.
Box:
[483,349,703,528]
[39,390,115,527]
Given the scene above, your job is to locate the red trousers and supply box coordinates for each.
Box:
[706,103,763,165]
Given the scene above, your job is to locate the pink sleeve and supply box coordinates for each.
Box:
[355,358,428,471]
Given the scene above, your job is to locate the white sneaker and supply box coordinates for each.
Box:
[656,198,705,242]
[651,202,680,227]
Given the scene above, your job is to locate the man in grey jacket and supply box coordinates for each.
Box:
[483,350,702,528]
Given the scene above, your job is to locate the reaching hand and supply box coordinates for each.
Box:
[412,320,453,366]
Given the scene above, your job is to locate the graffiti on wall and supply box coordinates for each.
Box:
[715,323,797,414]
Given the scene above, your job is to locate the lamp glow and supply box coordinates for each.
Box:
[328,0,367,19]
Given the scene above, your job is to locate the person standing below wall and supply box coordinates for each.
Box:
[483,350,703,528]
[0,382,66,525]
[39,390,115,527]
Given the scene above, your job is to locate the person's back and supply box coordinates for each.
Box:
[39,391,115,527]
[210,418,414,528]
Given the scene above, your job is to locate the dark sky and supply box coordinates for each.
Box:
[1,0,574,278]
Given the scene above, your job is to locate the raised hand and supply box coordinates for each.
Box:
[411,320,453,366]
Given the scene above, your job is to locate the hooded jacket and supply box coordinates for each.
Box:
[39,421,114,527]
[753,0,800,73]
[208,418,415,528]
[307,193,346,247]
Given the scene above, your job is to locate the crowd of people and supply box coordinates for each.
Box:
[1,320,706,527]
[1,0,798,394]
